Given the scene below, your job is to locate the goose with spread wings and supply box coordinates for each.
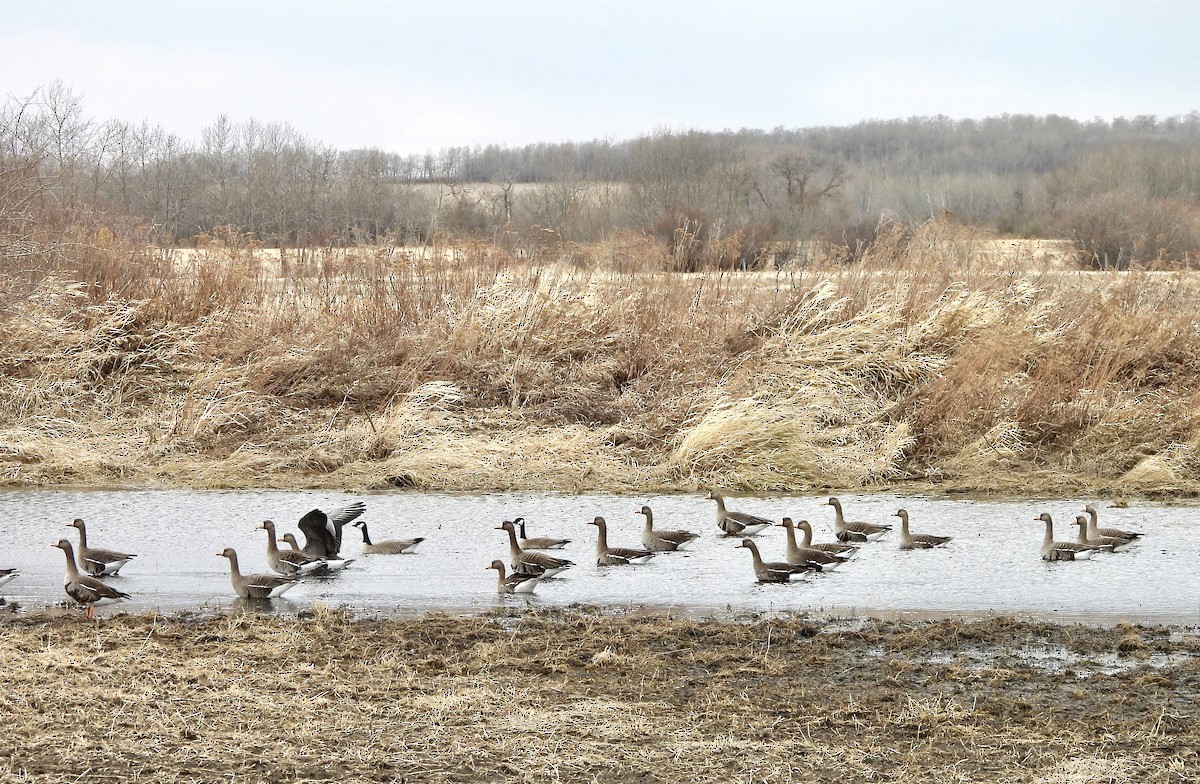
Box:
[296,501,367,559]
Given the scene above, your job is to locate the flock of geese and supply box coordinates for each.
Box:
[0,492,1144,616]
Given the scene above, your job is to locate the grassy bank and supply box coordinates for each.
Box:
[1,610,1194,782]
[2,224,1200,495]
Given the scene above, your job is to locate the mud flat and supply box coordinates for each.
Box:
[2,609,1195,782]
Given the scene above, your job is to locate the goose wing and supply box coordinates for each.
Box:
[68,575,130,605]
[298,510,337,557]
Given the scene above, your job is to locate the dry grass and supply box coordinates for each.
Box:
[0,610,1195,783]
[3,222,1200,494]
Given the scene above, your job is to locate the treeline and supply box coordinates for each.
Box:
[5,81,1200,267]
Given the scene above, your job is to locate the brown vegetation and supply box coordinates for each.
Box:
[2,221,1200,495]
[1,609,1195,782]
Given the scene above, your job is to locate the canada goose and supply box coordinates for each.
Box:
[296,501,367,559]
[1071,516,1128,550]
[637,505,700,552]
[277,533,356,570]
[777,518,847,569]
[515,518,570,550]
[1036,513,1111,561]
[217,548,300,599]
[1082,504,1142,541]
[349,521,424,554]
[488,559,540,594]
[738,538,818,582]
[706,491,773,536]
[0,568,18,589]
[793,519,857,555]
[588,516,655,565]
[51,540,131,617]
[894,509,952,550]
[258,521,328,576]
[496,520,574,577]
[826,498,891,542]
[66,519,136,576]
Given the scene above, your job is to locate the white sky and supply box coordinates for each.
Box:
[4,0,1198,154]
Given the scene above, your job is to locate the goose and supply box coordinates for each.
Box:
[777,518,847,569]
[826,498,891,542]
[349,521,424,554]
[589,516,655,565]
[66,518,136,576]
[217,548,300,599]
[637,505,700,552]
[894,509,952,550]
[488,559,540,594]
[738,538,818,583]
[1082,504,1142,541]
[1071,516,1128,551]
[0,568,18,589]
[258,521,328,576]
[706,491,774,536]
[51,539,131,617]
[515,518,570,550]
[277,533,356,570]
[496,520,574,577]
[793,519,857,555]
[1036,513,1110,561]
[296,501,367,559]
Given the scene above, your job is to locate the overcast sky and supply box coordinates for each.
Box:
[4,1,1198,154]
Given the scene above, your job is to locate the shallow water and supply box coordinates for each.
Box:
[0,489,1195,625]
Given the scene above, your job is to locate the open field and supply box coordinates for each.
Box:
[2,223,1199,495]
[1,609,1196,783]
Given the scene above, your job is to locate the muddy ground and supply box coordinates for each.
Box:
[0,609,1196,783]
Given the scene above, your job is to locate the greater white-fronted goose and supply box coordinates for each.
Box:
[67,518,136,576]
[488,559,540,594]
[777,518,846,569]
[278,533,356,570]
[0,568,18,589]
[350,521,424,554]
[1071,516,1127,551]
[638,505,700,552]
[51,539,131,617]
[497,520,574,577]
[589,516,656,566]
[738,538,818,582]
[296,501,367,558]
[1083,504,1142,541]
[794,519,857,555]
[894,509,952,550]
[515,518,570,550]
[826,498,891,542]
[258,521,328,576]
[706,491,773,536]
[217,548,300,599]
[1036,513,1109,561]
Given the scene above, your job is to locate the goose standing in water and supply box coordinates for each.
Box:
[589,516,656,565]
[217,548,300,599]
[0,568,18,589]
[515,518,571,550]
[258,521,329,576]
[826,498,891,542]
[738,539,819,583]
[706,491,774,536]
[497,520,574,577]
[777,518,847,569]
[51,540,131,617]
[67,519,137,576]
[1036,513,1110,561]
[894,509,952,550]
[1071,516,1128,551]
[488,560,541,594]
[637,505,700,552]
[296,501,367,559]
[349,521,424,554]
[793,519,857,555]
[1082,504,1142,542]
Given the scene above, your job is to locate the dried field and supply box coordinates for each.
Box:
[1,610,1195,783]
[2,223,1200,495]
